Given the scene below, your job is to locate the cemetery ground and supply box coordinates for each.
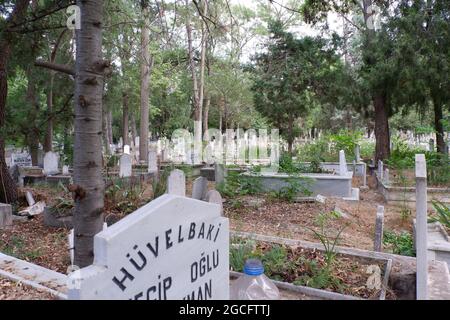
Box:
[0,172,426,300]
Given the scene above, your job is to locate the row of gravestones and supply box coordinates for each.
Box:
[67,169,228,300]
[119,150,158,178]
[6,150,68,176]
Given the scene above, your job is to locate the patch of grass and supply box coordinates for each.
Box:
[270,177,313,202]
[0,235,42,260]
[383,230,415,257]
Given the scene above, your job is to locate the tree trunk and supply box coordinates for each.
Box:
[73,0,106,267]
[287,116,294,155]
[0,0,29,204]
[130,111,138,146]
[203,95,210,139]
[374,93,390,162]
[44,30,66,153]
[102,99,110,155]
[122,92,129,148]
[198,0,208,128]
[108,110,113,145]
[25,68,40,166]
[363,0,390,162]
[432,97,445,154]
[185,0,201,138]
[44,74,54,152]
[139,0,151,163]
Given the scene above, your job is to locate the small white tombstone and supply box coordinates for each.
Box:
[167,169,186,197]
[315,194,326,204]
[205,190,223,216]
[62,165,70,175]
[69,229,74,266]
[11,152,32,167]
[339,150,348,176]
[25,191,35,206]
[148,150,158,174]
[355,145,361,162]
[192,177,208,200]
[215,163,225,185]
[68,194,229,300]
[123,145,131,155]
[0,203,13,229]
[43,152,59,175]
[378,160,384,180]
[429,139,434,152]
[415,154,428,300]
[384,168,390,185]
[374,205,384,252]
[119,154,132,178]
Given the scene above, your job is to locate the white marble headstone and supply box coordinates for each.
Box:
[148,150,158,173]
[11,152,32,167]
[192,177,208,200]
[124,145,131,155]
[62,165,70,175]
[68,194,229,300]
[339,150,348,176]
[119,154,132,178]
[43,152,59,175]
[167,169,185,197]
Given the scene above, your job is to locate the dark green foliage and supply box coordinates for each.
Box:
[270,177,313,202]
[297,131,364,162]
[250,21,346,152]
[429,200,450,230]
[217,171,262,197]
[383,230,415,257]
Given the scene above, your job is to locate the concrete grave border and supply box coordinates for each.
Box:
[230,231,392,300]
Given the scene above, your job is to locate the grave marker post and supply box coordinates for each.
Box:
[415,154,428,300]
[339,150,348,176]
[0,203,13,229]
[374,205,384,252]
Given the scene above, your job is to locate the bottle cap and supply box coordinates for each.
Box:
[243,259,264,276]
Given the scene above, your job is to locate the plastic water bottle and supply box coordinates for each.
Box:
[231,259,280,300]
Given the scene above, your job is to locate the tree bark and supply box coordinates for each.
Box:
[102,99,110,155]
[198,0,208,127]
[25,68,40,166]
[373,93,390,162]
[0,0,29,204]
[185,0,201,127]
[139,0,151,163]
[122,92,129,148]
[108,110,113,145]
[44,74,54,152]
[203,95,210,139]
[362,0,390,162]
[44,30,66,153]
[432,97,445,153]
[73,0,106,267]
[130,111,138,146]
[287,115,294,155]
